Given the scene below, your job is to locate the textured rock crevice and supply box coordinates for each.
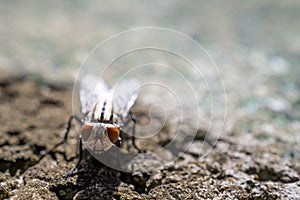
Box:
[0,75,299,199]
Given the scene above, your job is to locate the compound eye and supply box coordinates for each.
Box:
[81,124,93,141]
[107,126,120,143]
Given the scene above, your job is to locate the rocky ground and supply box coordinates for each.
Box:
[0,73,299,200]
[1,0,300,199]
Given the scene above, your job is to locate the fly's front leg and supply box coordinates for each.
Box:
[40,115,79,155]
[40,115,83,178]
[129,111,143,153]
[63,136,83,178]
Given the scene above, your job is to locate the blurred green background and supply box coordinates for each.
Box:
[1,1,299,82]
[1,0,300,119]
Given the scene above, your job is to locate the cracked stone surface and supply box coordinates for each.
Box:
[0,74,299,200]
[1,1,300,199]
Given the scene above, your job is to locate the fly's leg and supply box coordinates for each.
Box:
[129,111,142,153]
[40,115,83,178]
[115,134,123,170]
[40,115,79,155]
[63,136,83,178]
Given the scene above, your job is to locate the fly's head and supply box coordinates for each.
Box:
[81,123,121,152]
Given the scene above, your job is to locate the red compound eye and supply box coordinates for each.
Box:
[107,126,120,143]
[81,124,93,141]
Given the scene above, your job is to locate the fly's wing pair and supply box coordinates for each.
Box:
[112,78,139,119]
[79,74,110,115]
[80,74,139,119]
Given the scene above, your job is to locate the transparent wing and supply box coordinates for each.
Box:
[80,74,110,114]
[112,78,139,118]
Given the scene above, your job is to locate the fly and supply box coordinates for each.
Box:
[41,74,141,178]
